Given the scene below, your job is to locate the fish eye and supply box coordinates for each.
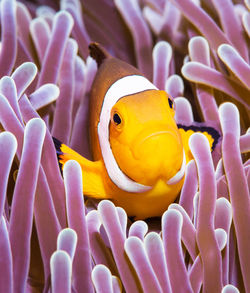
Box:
[113,113,122,125]
[168,96,175,110]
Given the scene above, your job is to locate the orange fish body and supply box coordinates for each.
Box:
[55,43,219,219]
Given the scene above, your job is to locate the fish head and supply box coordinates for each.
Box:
[109,89,185,187]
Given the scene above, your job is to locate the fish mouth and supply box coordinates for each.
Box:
[129,128,185,186]
[132,128,180,160]
[167,149,186,185]
[139,130,173,143]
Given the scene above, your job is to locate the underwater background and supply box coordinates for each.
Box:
[0,0,249,292]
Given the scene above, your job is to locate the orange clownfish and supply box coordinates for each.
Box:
[53,43,220,219]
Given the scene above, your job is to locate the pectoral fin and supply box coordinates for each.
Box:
[53,137,109,199]
[177,124,220,163]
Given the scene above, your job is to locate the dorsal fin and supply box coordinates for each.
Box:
[88,42,111,67]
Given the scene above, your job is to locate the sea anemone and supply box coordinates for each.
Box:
[0,0,249,292]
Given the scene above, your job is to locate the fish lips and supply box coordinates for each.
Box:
[131,129,185,185]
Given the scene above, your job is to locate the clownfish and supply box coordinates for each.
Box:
[53,43,220,219]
